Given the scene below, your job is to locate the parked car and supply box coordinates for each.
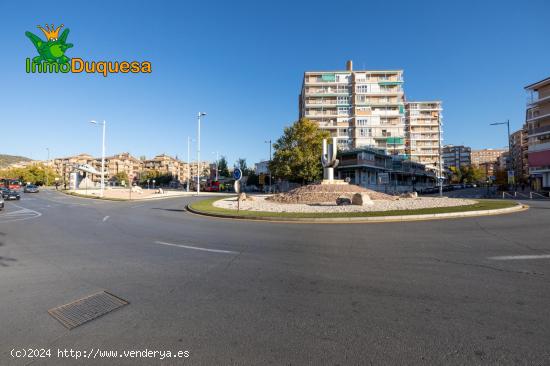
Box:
[3,190,21,200]
[0,195,4,210]
[24,184,39,193]
[0,187,9,198]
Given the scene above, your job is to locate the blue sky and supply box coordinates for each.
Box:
[2,0,549,165]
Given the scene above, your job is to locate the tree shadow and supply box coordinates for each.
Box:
[0,256,17,267]
[150,208,187,212]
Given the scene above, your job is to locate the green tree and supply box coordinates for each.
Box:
[269,118,330,183]
[0,164,58,185]
[235,158,248,172]
[217,156,230,178]
[112,172,129,184]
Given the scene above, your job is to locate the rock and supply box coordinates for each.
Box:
[352,192,373,206]
[238,192,247,201]
[131,186,143,194]
[336,196,352,206]
[400,191,418,199]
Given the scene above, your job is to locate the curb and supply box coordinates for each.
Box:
[186,202,528,224]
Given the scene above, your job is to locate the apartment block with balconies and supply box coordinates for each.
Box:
[442,145,471,170]
[525,76,550,189]
[510,125,529,184]
[299,61,407,156]
[405,101,442,169]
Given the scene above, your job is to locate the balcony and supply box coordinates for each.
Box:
[305,99,337,106]
[526,111,550,123]
[527,93,550,107]
[527,124,550,137]
[527,141,550,153]
[306,88,351,96]
[305,111,338,117]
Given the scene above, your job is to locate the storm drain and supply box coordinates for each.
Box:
[48,291,129,329]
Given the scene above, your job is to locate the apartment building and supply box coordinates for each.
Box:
[299,61,407,156]
[510,126,529,183]
[143,154,187,181]
[104,152,144,182]
[49,153,210,186]
[405,101,442,168]
[525,76,550,189]
[299,60,443,168]
[471,149,506,166]
[442,145,471,170]
[52,153,99,184]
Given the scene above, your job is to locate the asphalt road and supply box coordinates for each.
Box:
[1,190,549,365]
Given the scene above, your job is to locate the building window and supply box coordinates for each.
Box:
[337,96,350,105]
[356,85,369,93]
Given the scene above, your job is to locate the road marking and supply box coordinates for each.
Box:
[488,254,550,261]
[0,203,42,223]
[154,240,238,254]
[102,216,110,222]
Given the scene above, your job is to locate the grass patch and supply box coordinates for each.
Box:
[188,196,519,219]
[63,191,129,201]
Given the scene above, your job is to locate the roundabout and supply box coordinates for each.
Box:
[187,195,525,223]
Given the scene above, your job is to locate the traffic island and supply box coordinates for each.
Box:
[187,196,526,223]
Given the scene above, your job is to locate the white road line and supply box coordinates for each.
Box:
[488,254,550,261]
[154,240,238,254]
[0,203,42,223]
[102,216,110,222]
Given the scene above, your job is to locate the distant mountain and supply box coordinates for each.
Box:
[0,154,32,168]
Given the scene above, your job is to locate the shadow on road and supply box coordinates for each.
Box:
[150,208,187,213]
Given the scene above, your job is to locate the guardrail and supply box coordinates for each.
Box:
[501,191,550,199]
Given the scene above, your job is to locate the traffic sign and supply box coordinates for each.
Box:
[233,168,242,181]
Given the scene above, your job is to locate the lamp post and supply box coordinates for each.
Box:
[212,151,219,181]
[187,136,193,192]
[264,140,272,193]
[490,119,512,190]
[45,147,50,186]
[90,120,106,198]
[196,112,206,195]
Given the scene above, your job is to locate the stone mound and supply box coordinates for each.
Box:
[267,183,396,204]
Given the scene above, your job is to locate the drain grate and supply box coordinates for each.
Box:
[48,291,129,329]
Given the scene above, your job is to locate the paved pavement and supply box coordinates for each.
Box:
[0,190,549,365]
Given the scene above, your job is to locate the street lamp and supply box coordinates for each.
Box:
[90,120,106,198]
[212,151,219,181]
[264,140,272,193]
[186,136,195,192]
[45,147,50,186]
[196,112,206,195]
[490,119,512,190]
